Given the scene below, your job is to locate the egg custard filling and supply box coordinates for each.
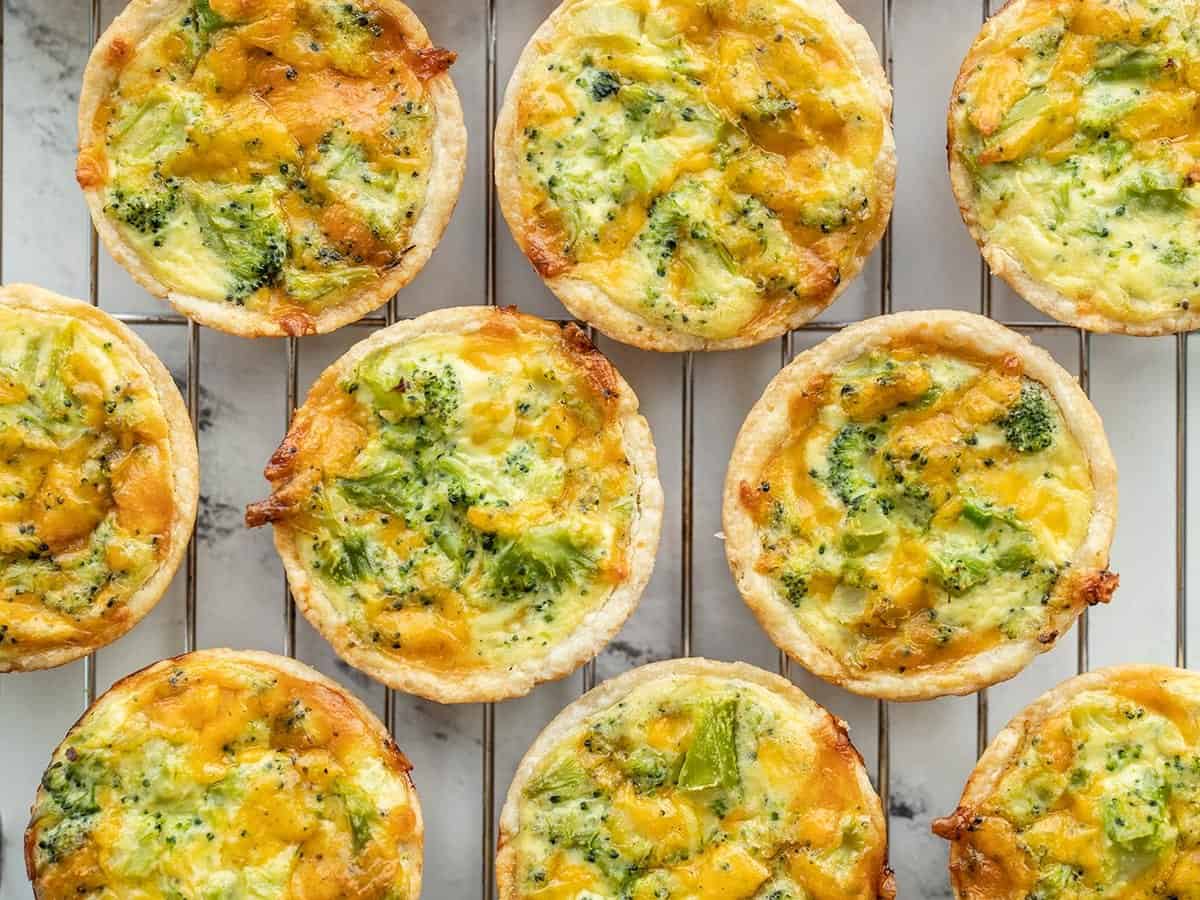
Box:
[503,0,891,345]
[952,0,1200,329]
[26,651,421,899]
[740,345,1099,679]
[77,0,455,334]
[934,668,1200,899]
[0,306,177,667]
[247,314,644,684]
[507,671,891,899]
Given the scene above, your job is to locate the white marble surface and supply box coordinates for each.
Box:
[1,1,1197,898]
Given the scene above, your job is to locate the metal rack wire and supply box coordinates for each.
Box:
[63,1,1192,898]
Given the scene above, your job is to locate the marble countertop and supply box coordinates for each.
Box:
[1,1,1197,897]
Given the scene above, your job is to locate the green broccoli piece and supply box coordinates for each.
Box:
[326,532,374,585]
[331,2,384,37]
[283,264,374,303]
[186,0,230,36]
[1102,767,1173,852]
[189,182,287,302]
[999,383,1055,453]
[310,130,407,238]
[751,84,798,122]
[486,524,596,600]
[780,570,808,608]
[107,180,181,236]
[359,359,462,427]
[625,747,671,793]
[1121,168,1191,214]
[590,69,621,101]
[677,699,739,792]
[1095,48,1161,82]
[334,781,378,853]
[525,756,592,799]
[36,751,108,864]
[930,551,991,595]
[824,424,878,507]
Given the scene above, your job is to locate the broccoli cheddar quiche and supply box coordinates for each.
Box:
[77,0,466,337]
[246,307,663,703]
[495,0,895,351]
[723,311,1118,700]
[26,649,423,899]
[934,666,1200,899]
[497,658,895,899]
[0,284,198,673]
[950,0,1200,334]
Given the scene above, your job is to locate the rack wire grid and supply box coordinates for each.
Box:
[0,0,1195,897]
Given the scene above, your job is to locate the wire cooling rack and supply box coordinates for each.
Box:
[1,0,1189,897]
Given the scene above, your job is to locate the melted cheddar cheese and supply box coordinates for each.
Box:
[79,0,454,334]
[936,668,1200,899]
[741,344,1096,680]
[0,305,176,668]
[509,670,892,899]
[27,650,421,900]
[247,311,641,681]
[953,0,1200,329]
[506,0,890,344]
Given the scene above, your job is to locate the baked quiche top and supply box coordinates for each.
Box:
[497,659,894,900]
[26,649,423,900]
[0,284,198,673]
[77,0,466,337]
[950,0,1200,334]
[934,666,1200,900]
[246,307,663,703]
[495,0,895,351]
[723,311,1118,700]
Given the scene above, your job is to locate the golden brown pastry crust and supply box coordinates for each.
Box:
[722,309,1118,700]
[254,306,664,703]
[496,657,895,899]
[25,648,424,899]
[0,284,199,672]
[494,0,896,351]
[932,665,1200,899]
[947,0,1200,335]
[77,0,467,338]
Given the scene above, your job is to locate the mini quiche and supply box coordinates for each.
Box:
[25,649,423,899]
[0,284,198,673]
[497,658,895,900]
[950,0,1200,335]
[77,0,466,338]
[934,665,1200,899]
[494,0,895,351]
[722,310,1118,700]
[245,306,663,703]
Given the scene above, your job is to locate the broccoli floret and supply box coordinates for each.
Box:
[525,756,592,799]
[1095,48,1161,82]
[486,524,596,600]
[999,383,1055,453]
[590,69,621,101]
[106,181,181,235]
[1102,766,1173,852]
[752,84,798,122]
[36,751,108,864]
[189,183,287,301]
[188,0,229,36]
[331,2,384,37]
[625,748,671,793]
[931,551,991,595]
[1121,168,1191,214]
[780,570,808,607]
[824,424,878,507]
[326,532,374,584]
